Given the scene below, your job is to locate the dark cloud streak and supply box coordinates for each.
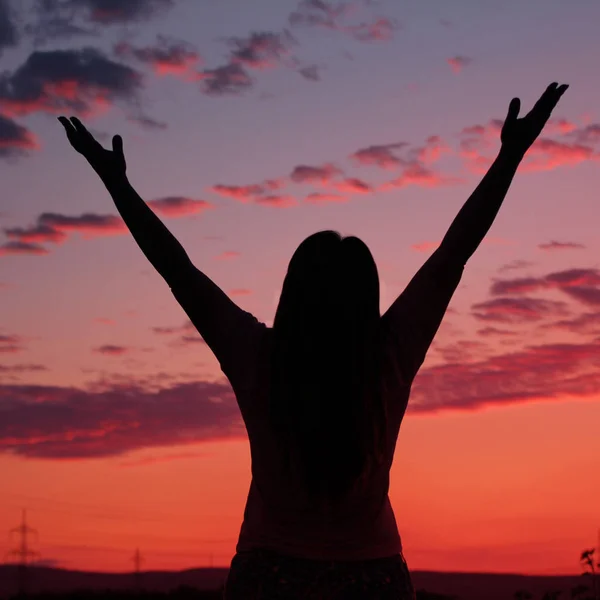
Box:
[0,47,143,117]
[0,0,19,53]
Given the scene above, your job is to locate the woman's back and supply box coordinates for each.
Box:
[233,326,403,560]
[168,239,464,560]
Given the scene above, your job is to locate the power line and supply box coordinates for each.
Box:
[5,509,41,598]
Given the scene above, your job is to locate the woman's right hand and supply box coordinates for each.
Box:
[500,82,568,159]
[58,116,127,181]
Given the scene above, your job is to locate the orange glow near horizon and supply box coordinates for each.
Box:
[2,0,600,579]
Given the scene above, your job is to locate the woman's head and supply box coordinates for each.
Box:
[274,230,380,334]
[269,230,388,505]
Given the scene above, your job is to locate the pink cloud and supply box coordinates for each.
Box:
[351,136,449,179]
[545,117,577,135]
[79,0,175,24]
[0,345,23,354]
[447,55,473,73]
[380,162,463,190]
[4,222,67,245]
[289,0,356,31]
[0,378,242,459]
[0,115,41,158]
[409,339,600,414]
[497,260,535,273]
[1,198,212,258]
[413,135,449,164]
[210,179,284,202]
[4,213,125,245]
[126,115,167,130]
[330,177,372,194]
[255,194,297,207]
[0,335,33,354]
[457,120,503,172]
[0,48,142,118]
[538,240,586,251]
[200,63,253,96]
[491,268,600,303]
[304,192,347,204]
[476,327,519,338]
[350,142,407,169]
[290,162,342,184]
[298,64,321,81]
[488,267,600,315]
[521,138,597,172]
[541,311,600,336]
[94,345,129,356]
[572,123,600,145]
[289,1,398,43]
[146,197,213,217]
[0,363,47,373]
[434,339,489,364]
[210,183,266,201]
[347,17,398,42]
[114,36,201,80]
[150,320,207,347]
[471,297,570,324]
[0,241,51,256]
[228,31,295,71]
[229,288,252,296]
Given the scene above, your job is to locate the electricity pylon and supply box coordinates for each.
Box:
[5,509,40,597]
[131,548,144,593]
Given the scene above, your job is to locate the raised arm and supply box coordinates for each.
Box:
[58,116,189,281]
[58,116,267,392]
[381,82,569,385]
[438,82,569,264]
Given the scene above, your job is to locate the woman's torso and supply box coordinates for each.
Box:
[232,328,411,560]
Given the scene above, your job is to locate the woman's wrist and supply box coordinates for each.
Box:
[100,169,128,187]
[100,171,130,196]
[498,143,526,166]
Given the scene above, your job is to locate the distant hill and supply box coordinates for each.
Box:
[0,565,589,600]
[0,566,227,598]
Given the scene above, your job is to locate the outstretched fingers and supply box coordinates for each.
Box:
[70,116,100,146]
[58,116,76,134]
[529,82,569,118]
[544,83,569,112]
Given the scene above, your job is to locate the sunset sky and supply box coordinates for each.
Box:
[2,0,600,576]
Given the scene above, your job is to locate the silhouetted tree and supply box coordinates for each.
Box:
[580,547,598,600]
[514,591,533,600]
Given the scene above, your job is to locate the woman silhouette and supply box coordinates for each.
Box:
[59,82,568,599]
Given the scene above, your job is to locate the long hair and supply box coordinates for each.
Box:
[268,230,389,507]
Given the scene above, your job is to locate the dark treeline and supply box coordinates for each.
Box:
[5,587,598,599]
[5,587,459,600]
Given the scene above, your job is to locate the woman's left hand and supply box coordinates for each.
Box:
[58,116,127,181]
